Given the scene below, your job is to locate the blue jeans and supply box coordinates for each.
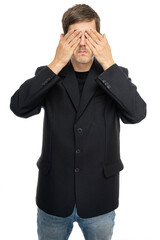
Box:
[37,203,116,240]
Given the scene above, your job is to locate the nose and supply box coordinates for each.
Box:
[79,33,87,46]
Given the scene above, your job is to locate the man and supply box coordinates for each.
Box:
[10,4,147,240]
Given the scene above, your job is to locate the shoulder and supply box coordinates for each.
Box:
[35,65,47,75]
[118,65,129,77]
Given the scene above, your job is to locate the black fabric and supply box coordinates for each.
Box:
[10,57,147,218]
[74,70,89,97]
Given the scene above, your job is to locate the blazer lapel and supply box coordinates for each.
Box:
[59,60,80,111]
[59,57,104,122]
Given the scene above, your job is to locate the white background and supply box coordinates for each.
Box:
[1,0,159,239]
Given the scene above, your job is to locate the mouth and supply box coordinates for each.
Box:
[78,51,87,54]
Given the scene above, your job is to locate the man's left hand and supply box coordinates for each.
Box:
[85,28,115,70]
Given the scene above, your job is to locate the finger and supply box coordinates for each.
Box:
[85,30,100,44]
[63,29,75,41]
[71,37,81,50]
[90,29,103,41]
[68,30,82,45]
[66,29,81,44]
[70,31,82,47]
[86,38,97,54]
[104,34,109,42]
[85,32,97,49]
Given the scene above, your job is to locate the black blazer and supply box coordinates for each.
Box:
[10,57,147,218]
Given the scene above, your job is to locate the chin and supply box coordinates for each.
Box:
[72,55,93,64]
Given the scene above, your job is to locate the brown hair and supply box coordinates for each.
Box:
[61,4,100,35]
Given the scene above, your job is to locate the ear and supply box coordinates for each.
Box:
[60,33,64,40]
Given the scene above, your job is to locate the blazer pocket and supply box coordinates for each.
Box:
[36,156,51,175]
[103,159,124,178]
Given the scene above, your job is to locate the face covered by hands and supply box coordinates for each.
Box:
[84,28,115,69]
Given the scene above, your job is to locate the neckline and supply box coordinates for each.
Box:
[74,70,90,73]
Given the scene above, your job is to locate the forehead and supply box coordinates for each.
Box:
[68,20,96,32]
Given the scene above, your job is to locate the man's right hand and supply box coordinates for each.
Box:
[48,29,82,74]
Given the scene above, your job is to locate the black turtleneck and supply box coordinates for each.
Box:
[74,70,89,97]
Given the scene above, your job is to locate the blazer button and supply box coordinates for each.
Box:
[107,84,111,89]
[76,149,80,153]
[77,128,83,134]
[102,79,107,83]
[104,82,111,89]
[75,168,79,172]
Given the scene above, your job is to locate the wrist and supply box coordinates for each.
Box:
[48,59,64,75]
[102,60,116,71]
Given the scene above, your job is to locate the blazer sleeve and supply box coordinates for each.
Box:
[10,66,61,118]
[95,63,147,124]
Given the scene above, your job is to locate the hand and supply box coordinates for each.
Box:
[53,29,82,67]
[84,29,115,70]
